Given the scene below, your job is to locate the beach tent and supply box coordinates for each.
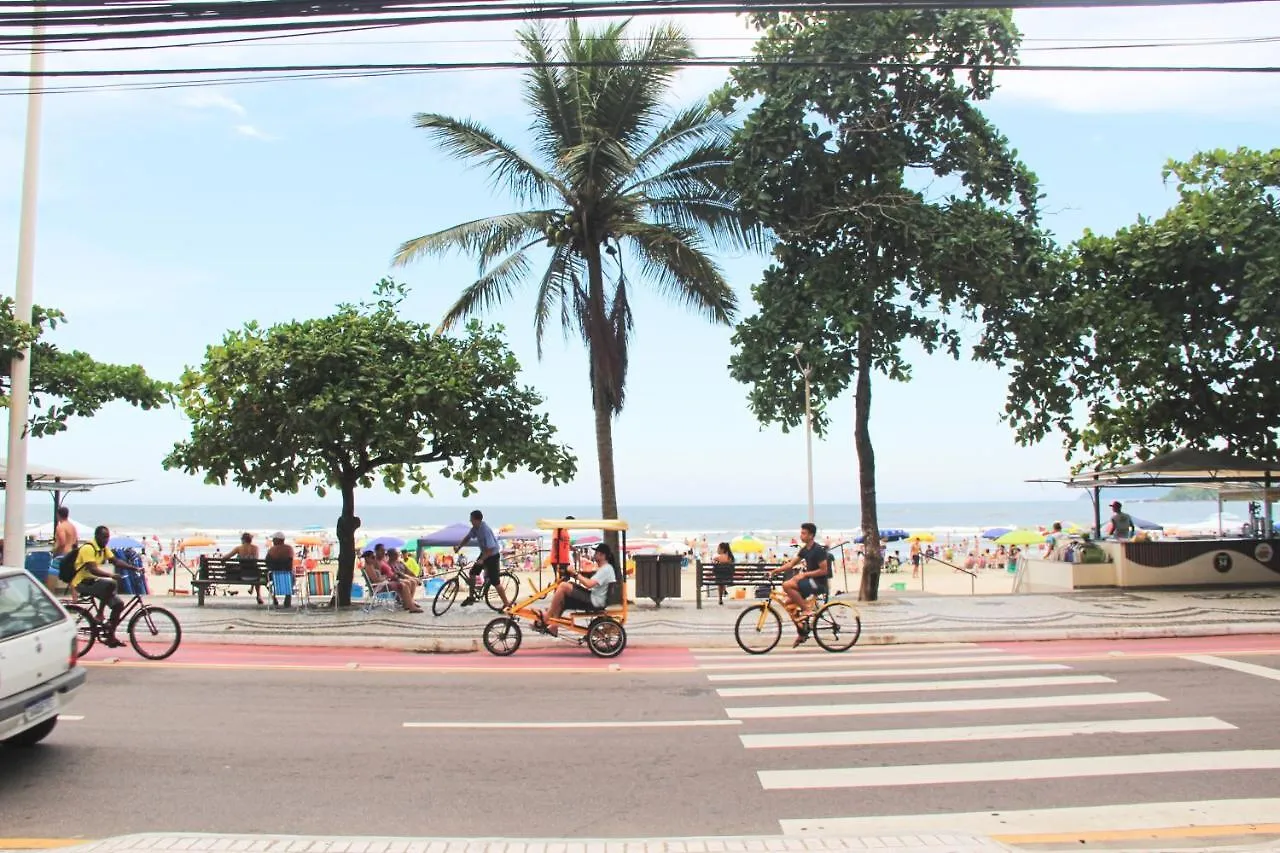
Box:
[498,527,542,540]
[1,460,130,542]
[25,518,94,540]
[415,523,472,547]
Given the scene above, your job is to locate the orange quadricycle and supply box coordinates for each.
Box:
[481,518,628,658]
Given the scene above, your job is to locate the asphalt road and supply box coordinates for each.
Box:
[6,637,1280,844]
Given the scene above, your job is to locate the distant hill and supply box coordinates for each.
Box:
[1156,486,1217,502]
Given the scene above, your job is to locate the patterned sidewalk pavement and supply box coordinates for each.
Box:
[141,587,1280,650]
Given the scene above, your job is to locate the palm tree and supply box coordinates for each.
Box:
[394,19,760,537]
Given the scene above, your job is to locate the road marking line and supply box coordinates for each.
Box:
[778,798,1280,837]
[1183,653,1280,682]
[709,663,1070,682]
[78,660,697,675]
[694,647,1002,663]
[727,691,1166,719]
[403,719,743,729]
[760,749,1280,790]
[742,716,1235,749]
[0,840,88,849]
[718,674,1112,698]
[55,715,84,721]
[700,654,1032,671]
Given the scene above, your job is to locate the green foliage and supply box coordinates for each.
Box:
[723,10,1053,598]
[1157,486,1218,502]
[393,19,761,532]
[998,148,1280,469]
[0,297,171,436]
[164,279,576,603]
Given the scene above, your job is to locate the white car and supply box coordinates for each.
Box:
[0,565,86,747]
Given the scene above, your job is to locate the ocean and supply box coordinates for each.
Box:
[33,499,1254,539]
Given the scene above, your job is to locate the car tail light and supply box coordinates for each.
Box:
[69,635,77,667]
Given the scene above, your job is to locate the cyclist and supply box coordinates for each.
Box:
[454,509,511,609]
[769,522,831,647]
[71,525,137,647]
[533,543,617,636]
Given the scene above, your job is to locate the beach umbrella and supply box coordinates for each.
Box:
[108,536,143,550]
[302,524,326,532]
[982,527,1013,540]
[907,532,936,543]
[181,535,216,548]
[416,522,472,547]
[995,529,1045,546]
[730,535,766,554]
[498,526,543,540]
[574,534,603,546]
[366,536,405,550]
[1130,516,1164,531]
[854,528,909,544]
[295,534,327,546]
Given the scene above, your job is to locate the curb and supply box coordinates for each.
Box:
[168,622,1280,652]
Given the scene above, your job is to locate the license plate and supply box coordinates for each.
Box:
[24,695,56,723]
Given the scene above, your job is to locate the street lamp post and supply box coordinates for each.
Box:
[792,344,814,523]
[4,15,46,566]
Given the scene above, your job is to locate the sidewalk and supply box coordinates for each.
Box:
[146,586,1280,651]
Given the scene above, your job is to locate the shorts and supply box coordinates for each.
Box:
[77,577,118,605]
[797,578,825,599]
[911,554,922,567]
[563,584,596,611]
[479,554,501,585]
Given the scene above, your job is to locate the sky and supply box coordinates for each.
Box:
[0,3,1277,510]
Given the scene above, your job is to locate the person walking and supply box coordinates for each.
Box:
[50,506,78,591]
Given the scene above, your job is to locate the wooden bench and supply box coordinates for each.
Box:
[193,556,270,606]
[695,561,789,609]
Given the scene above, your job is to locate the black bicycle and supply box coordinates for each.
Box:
[432,557,519,616]
[66,591,182,660]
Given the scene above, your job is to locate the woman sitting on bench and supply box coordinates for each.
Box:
[534,543,617,636]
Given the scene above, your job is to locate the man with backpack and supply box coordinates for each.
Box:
[65,525,136,647]
[769,522,831,647]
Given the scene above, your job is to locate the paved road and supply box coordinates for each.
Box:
[6,637,1280,846]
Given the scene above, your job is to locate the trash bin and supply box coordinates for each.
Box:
[633,554,682,606]
[25,551,51,583]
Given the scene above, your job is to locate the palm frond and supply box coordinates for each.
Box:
[617,222,737,324]
[592,23,695,149]
[633,102,733,177]
[646,196,768,254]
[439,242,540,331]
[413,113,565,205]
[392,211,557,269]
[532,246,584,358]
[519,23,579,165]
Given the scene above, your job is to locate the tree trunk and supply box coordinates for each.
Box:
[335,482,360,607]
[854,332,882,602]
[586,248,622,559]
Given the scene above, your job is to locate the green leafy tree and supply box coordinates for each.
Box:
[392,20,761,552]
[0,298,170,436]
[723,10,1051,599]
[164,280,577,605]
[998,148,1280,469]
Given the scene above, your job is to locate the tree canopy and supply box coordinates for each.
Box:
[392,19,761,551]
[0,298,170,437]
[999,147,1280,470]
[164,280,577,604]
[723,10,1052,599]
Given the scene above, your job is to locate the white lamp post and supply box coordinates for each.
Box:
[792,343,814,523]
[4,16,46,566]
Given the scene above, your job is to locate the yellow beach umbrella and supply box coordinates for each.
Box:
[995,529,1045,546]
[730,536,766,554]
[181,535,216,548]
[907,531,935,542]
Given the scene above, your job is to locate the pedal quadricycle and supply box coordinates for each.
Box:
[481,518,628,658]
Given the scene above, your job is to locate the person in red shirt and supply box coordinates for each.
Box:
[550,516,574,578]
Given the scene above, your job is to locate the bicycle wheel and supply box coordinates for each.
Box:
[484,572,520,611]
[482,617,522,656]
[128,606,182,660]
[432,578,460,616]
[586,617,626,658]
[734,603,782,654]
[812,601,861,652]
[65,604,97,659]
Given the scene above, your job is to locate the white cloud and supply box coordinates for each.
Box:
[234,123,277,141]
[995,4,1280,117]
[179,90,247,117]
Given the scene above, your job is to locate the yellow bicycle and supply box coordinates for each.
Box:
[734,577,861,654]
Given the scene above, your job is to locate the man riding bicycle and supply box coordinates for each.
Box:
[71,525,137,648]
[769,522,831,647]
[454,509,512,610]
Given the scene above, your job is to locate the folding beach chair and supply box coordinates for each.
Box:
[360,565,400,614]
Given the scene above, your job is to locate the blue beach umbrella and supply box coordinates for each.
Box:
[366,535,406,550]
[982,527,1013,540]
[854,528,909,544]
[108,536,144,549]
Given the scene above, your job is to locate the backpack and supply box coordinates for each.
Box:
[57,549,81,584]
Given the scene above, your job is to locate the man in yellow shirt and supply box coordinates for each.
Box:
[72,525,135,647]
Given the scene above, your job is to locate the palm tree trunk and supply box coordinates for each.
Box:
[854,331,882,602]
[586,248,622,558]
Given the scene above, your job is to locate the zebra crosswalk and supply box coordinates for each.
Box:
[692,641,1279,840]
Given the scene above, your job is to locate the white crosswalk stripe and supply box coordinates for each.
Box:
[694,642,1263,839]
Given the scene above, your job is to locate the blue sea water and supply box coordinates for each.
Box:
[40,498,1252,538]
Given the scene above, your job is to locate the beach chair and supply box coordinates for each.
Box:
[360,566,400,614]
